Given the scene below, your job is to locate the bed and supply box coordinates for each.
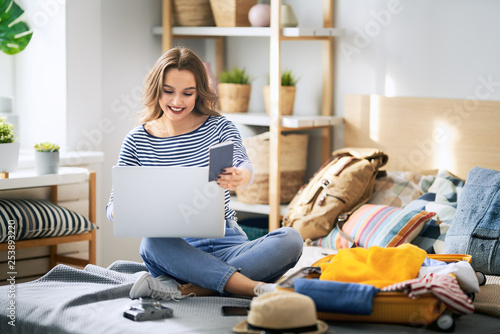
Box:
[1,94,500,333]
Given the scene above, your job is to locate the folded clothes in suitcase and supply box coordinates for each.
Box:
[277,253,477,332]
[293,278,379,315]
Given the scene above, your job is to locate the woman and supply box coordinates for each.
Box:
[107,47,303,299]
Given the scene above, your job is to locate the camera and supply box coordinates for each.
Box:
[123,298,174,321]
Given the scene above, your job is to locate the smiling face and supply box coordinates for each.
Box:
[159,67,198,123]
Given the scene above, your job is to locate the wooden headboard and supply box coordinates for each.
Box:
[344,94,500,180]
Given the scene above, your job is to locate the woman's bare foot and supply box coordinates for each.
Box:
[178,283,216,296]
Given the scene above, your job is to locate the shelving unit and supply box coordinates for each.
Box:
[0,167,89,190]
[222,113,343,129]
[160,0,341,231]
[0,167,97,270]
[152,26,343,38]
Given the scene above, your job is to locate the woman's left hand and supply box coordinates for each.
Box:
[216,167,245,190]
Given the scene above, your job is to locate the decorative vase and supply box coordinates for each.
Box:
[35,151,60,175]
[218,83,252,113]
[248,4,270,27]
[263,85,296,116]
[281,4,298,27]
[0,142,20,173]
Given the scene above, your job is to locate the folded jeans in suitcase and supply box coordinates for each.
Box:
[294,278,379,315]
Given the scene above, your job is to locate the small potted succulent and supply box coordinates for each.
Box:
[0,116,19,174]
[34,142,60,175]
[217,67,253,113]
[264,70,299,116]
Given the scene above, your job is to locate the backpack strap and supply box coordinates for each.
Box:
[335,201,367,248]
[336,213,358,247]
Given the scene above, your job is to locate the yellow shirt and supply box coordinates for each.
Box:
[319,244,427,288]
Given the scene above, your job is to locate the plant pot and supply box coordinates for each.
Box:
[209,0,257,27]
[218,83,251,113]
[0,142,20,173]
[35,151,60,175]
[263,85,296,116]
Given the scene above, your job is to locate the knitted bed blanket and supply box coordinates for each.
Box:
[0,261,250,334]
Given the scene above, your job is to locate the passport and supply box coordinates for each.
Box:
[208,141,234,182]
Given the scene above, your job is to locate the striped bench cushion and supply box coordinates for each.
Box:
[0,199,96,243]
[317,204,435,250]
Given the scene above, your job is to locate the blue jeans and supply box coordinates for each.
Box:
[139,220,303,294]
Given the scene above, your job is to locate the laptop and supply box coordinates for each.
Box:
[112,166,225,238]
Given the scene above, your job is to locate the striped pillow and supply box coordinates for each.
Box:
[317,204,435,250]
[0,199,96,243]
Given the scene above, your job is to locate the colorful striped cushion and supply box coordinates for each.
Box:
[317,204,435,249]
[0,199,96,243]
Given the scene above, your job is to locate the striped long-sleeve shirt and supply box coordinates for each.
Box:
[106,115,253,222]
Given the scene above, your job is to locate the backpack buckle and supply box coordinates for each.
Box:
[337,213,349,222]
[321,179,331,188]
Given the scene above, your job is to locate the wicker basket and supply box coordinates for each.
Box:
[218,83,251,113]
[236,132,309,204]
[209,0,257,27]
[172,0,215,26]
[263,85,296,116]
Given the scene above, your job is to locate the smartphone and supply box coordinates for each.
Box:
[221,306,249,316]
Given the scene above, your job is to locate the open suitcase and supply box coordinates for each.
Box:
[277,254,484,332]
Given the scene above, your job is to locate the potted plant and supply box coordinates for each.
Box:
[34,142,60,175]
[0,116,19,174]
[264,70,299,116]
[217,67,253,113]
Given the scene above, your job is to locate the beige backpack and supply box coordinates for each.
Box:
[282,148,388,241]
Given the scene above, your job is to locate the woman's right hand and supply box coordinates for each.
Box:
[216,167,250,190]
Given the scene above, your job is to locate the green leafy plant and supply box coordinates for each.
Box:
[267,70,299,86]
[34,142,60,152]
[0,0,33,55]
[0,116,16,143]
[281,70,299,86]
[219,67,253,84]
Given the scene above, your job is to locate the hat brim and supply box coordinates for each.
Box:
[233,319,329,334]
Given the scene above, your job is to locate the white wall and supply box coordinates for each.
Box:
[0,54,14,99]
[0,55,14,125]
[99,0,163,266]
[334,0,500,137]
[14,0,67,149]
[14,0,103,153]
[66,0,102,153]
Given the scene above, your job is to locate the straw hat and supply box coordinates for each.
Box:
[233,291,328,334]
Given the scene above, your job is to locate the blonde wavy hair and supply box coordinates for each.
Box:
[139,47,220,124]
